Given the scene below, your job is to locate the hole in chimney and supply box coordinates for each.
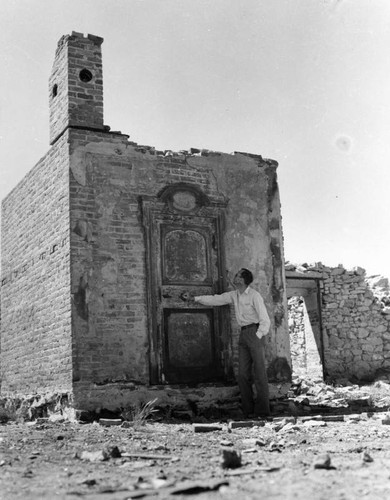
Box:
[52,84,58,97]
[79,69,93,83]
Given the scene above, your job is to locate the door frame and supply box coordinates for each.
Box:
[286,274,325,379]
[140,183,230,385]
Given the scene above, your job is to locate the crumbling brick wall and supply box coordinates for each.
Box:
[0,134,72,395]
[67,126,289,407]
[0,31,290,412]
[287,262,390,382]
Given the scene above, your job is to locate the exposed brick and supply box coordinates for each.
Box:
[1,32,287,413]
[1,133,71,395]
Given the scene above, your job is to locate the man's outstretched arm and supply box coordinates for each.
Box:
[181,291,234,307]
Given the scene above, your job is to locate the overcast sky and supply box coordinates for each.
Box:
[1,0,390,278]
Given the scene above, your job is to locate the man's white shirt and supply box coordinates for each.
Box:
[194,287,270,339]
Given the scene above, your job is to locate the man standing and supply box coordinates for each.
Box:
[183,268,271,418]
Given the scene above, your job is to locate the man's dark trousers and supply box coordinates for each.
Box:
[238,324,270,416]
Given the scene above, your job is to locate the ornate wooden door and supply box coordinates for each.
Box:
[141,184,230,384]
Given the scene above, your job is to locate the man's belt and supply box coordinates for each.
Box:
[241,323,259,331]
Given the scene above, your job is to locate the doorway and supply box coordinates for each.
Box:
[141,184,231,385]
[286,276,325,381]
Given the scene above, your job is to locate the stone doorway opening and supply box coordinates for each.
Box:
[286,273,325,382]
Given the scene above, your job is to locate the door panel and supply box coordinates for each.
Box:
[161,225,211,285]
[163,309,219,383]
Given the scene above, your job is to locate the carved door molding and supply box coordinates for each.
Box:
[140,183,230,385]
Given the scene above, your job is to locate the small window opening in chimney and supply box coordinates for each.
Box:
[52,84,58,98]
[79,69,93,83]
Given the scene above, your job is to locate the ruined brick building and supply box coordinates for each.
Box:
[0,32,290,413]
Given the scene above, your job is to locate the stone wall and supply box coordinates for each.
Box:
[287,262,390,382]
[288,297,306,379]
[0,134,72,395]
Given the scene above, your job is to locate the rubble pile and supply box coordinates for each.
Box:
[272,377,390,416]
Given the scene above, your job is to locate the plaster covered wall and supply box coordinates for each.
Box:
[67,128,290,409]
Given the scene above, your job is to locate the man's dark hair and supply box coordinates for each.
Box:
[239,268,253,285]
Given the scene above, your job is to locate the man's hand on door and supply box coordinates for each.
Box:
[181,292,194,302]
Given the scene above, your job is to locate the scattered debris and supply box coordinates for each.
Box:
[76,445,121,462]
[228,420,265,430]
[313,453,335,470]
[225,465,281,476]
[277,422,301,433]
[285,376,390,416]
[362,451,374,463]
[221,449,242,469]
[273,418,297,432]
[170,479,229,495]
[268,441,283,453]
[193,423,223,433]
[345,414,363,423]
[273,416,296,424]
[258,465,282,472]
[122,421,135,428]
[77,450,108,462]
[245,447,262,454]
[321,415,344,422]
[99,418,122,427]
[4,378,390,498]
[48,413,66,423]
[348,397,372,408]
[121,452,176,461]
[381,415,390,425]
[134,476,174,491]
[241,438,265,448]
[81,478,98,486]
[303,420,327,428]
[105,445,121,458]
[36,417,49,424]
[300,415,324,422]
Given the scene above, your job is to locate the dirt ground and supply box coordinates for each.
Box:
[2,381,390,500]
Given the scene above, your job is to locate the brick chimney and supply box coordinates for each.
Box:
[49,32,105,145]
